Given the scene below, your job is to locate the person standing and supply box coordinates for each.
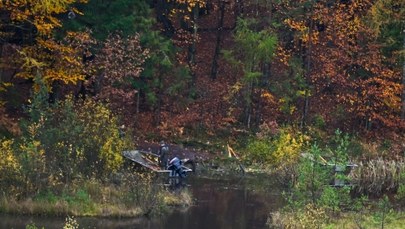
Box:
[158,141,169,168]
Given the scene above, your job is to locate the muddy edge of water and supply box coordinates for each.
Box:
[0,173,284,229]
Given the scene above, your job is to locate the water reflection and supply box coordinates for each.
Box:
[0,174,283,229]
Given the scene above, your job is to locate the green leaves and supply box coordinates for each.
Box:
[233,18,278,70]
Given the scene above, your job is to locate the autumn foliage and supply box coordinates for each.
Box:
[0,0,404,140]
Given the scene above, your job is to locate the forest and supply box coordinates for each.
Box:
[0,0,405,228]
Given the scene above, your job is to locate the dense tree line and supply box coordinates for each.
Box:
[0,0,404,138]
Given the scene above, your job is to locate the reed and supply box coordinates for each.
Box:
[350,158,405,195]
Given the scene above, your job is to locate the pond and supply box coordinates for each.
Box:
[0,174,284,229]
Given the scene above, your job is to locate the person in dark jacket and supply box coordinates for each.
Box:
[158,141,169,168]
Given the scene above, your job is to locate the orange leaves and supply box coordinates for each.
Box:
[261,91,276,104]
[1,0,90,91]
[97,33,149,79]
[167,0,207,27]
[296,0,403,129]
[284,18,310,43]
[171,0,207,14]
[91,33,149,106]
[3,0,86,36]
[14,34,90,85]
[284,13,320,45]
[284,18,307,32]
[275,46,292,67]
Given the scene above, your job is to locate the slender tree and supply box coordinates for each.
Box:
[366,0,405,121]
[223,18,277,128]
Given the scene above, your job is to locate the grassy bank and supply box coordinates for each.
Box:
[270,206,405,229]
[267,201,405,229]
[262,128,405,229]
[0,94,193,218]
[0,176,192,218]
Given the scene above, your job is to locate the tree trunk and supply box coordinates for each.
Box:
[245,64,255,128]
[401,27,405,120]
[256,0,273,124]
[189,4,199,88]
[301,8,313,129]
[155,71,163,126]
[246,83,253,129]
[235,0,244,19]
[255,63,271,124]
[48,80,60,104]
[155,0,175,37]
[210,0,226,80]
[0,44,3,84]
[136,90,140,114]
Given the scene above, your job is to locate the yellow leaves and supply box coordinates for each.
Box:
[15,35,88,85]
[169,0,207,21]
[44,69,85,84]
[224,81,243,101]
[271,131,305,167]
[3,0,85,36]
[0,139,20,172]
[0,82,12,92]
[2,0,89,89]
[247,127,306,166]
[261,91,275,103]
[276,46,291,66]
[20,55,47,70]
[284,18,307,32]
[31,0,75,15]
[101,138,124,172]
[284,18,319,44]
[0,139,21,189]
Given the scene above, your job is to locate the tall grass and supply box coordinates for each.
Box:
[350,158,405,195]
[0,173,178,217]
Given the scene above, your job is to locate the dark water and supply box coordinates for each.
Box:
[0,174,284,229]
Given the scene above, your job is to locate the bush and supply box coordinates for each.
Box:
[288,143,332,207]
[0,83,134,196]
[269,203,328,229]
[16,139,47,195]
[0,139,21,192]
[246,139,272,163]
[312,114,326,129]
[395,168,405,205]
[274,130,354,228]
[245,125,305,166]
[121,171,165,216]
[21,95,133,183]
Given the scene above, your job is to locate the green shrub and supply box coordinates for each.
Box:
[20,95,133,183]
[290,143,331,207]
[269,203,328,229]
[373,195,393,229]
[0,81,134,196]
[62,189,95,214]
[16,138,47,195]
[277,130,354,227]
[34,189,58,204]
[121,171,165,216]
[246,139,272,163]
[26,223,44,229]
[395,169,405,205]
[312,114,326,129]
[0,139,21,191]
[244,126,305,166]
